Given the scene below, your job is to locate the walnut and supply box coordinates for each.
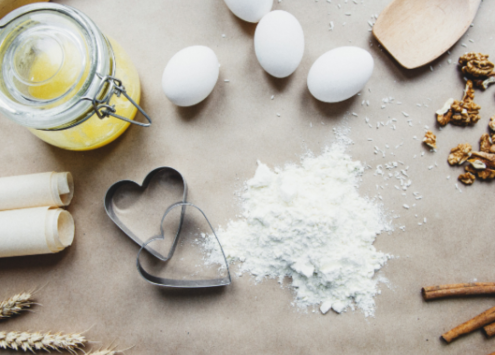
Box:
[465,164,477,174]
[477,168,495,180]
[480,133,492,153]
[459,52,495,78]
[423,130,437,149]
[467,158,487,170]
[473,76,495,90]
[490,116,495,131]
[462,80,475,101]
[436,98,454,126]
[470,151,495,169]
[448,143,472,165]
[464,160,495,180]
[458,172,476,185]
[450,99,481,126]
[436,82,480,127]
[437,110,452,126]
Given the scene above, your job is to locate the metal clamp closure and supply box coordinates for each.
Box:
[85,74,152,127]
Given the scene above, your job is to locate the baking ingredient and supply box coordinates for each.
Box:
[448,98,481,126]
[466,163,495,180]
[0,331,86,352]
[459,172,476,185]
[27,38,141,151]
[203,141,392,316]
[490,116,495,131]
[0,172,73,211]
[448,143,472,165]
[307,47,374,103]
[442,305,495,343]
[223,0,272,23]
[449,148,495,184]
[0,293,33,319]
[162,46,219,107]
[0,207,74,257]
[483,323,495,337]
[451,80,480,126]
[422,283,495,300]
[436,98,455,126]
[254,10,304,78]
[471,151,495,168]
[423,130,437,149]
[437,62,483,127]
[459,52,494,78]
[479,133,495,153]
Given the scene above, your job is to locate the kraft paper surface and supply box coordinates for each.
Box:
[0,1,494,354]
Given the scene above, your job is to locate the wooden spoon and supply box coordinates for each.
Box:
[372,0,481,69]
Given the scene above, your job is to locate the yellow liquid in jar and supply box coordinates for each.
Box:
[28,37,141,151]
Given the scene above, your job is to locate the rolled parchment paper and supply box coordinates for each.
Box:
[0,172,74,211]
[0,207,74,258]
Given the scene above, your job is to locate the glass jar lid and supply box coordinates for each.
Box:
[0,3,112,129]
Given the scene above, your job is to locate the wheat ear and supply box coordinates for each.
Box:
[0,331,86,353]
[87,350,119,355]
[0,293,34,319]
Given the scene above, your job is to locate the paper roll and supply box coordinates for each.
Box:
[0,172,74,211]
[0,207,75,258]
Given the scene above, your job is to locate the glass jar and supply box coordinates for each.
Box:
[0,3,151,151]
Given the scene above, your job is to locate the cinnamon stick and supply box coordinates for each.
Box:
[422,283,495,300]
[442,305,495,343]
[483,322,495,338]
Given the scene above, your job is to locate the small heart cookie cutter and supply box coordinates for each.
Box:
[104,167,231,288]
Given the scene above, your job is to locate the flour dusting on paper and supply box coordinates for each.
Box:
[202,129,393,316]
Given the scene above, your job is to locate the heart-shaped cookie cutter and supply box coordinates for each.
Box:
[104,167,231,288]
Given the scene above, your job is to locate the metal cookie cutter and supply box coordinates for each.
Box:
[104,167,231,288]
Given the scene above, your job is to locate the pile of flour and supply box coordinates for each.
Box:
[203,142,392,316]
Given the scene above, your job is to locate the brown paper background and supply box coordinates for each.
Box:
[1,1,495,354]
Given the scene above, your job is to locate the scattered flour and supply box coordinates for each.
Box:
[203,141,393,316]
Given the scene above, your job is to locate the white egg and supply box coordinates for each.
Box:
[307,46,374,103]
[254,10,304,78]
[162,46,219,107]
[224,0,272,23]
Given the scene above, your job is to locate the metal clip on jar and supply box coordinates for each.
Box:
[0,3,151,151]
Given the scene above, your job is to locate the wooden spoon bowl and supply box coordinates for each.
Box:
[373,0,481,69]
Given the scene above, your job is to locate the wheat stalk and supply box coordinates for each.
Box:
[0,331,86,353]
[87,350,119,355]
[0,293,34,319]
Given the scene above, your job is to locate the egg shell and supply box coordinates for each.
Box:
[224,0,272,23]
[307,46,374,103]
[254,10,305,78]
[162,46,219,107]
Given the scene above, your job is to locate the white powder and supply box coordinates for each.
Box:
[203,142,392,316]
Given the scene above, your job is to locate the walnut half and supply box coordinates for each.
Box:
[423,130,437,149]
[478,169,495,180]
[480,133,493,153]
[464,152,495,180]
[458,172,476,185]
[489,116,495,131]
[436,81,480,127]
[436,98,454,126]
[459,52,495,78]
[448,143,472,165]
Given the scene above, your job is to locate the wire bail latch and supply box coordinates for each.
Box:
[89,74,151,127]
